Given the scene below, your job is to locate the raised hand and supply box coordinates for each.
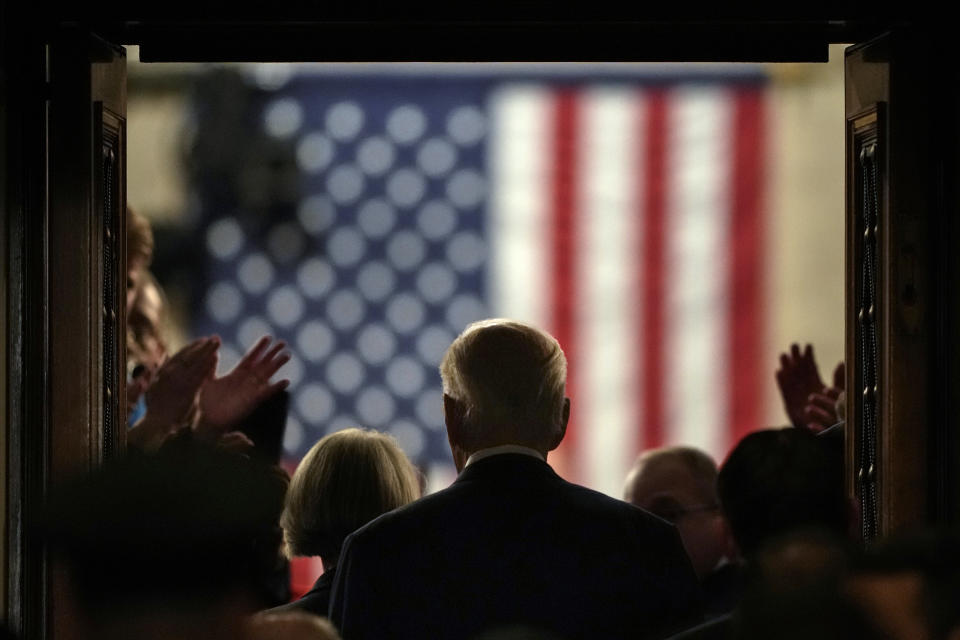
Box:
[775,343,827,428]
[803,387,842,432]
[803,361,846,432]
[128,336,220,451]
[831,361,846,391]
[197,335,290,438]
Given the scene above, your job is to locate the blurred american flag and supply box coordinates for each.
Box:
[189,64,768,498]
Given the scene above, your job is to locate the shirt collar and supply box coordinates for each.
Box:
[464,444,546,468]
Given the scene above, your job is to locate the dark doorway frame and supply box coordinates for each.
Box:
[4,7,956,638]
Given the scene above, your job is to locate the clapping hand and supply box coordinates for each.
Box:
[128,337,220,451]
[776,343,827,428]
[775,343,845,432]
[803,361,845,432]
[197,336,290,439]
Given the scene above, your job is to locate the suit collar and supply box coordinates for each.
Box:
[464,444,546,468]
[307,569,335,595]
[454,452,559,485]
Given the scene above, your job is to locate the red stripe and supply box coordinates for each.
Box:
[728,88,766,453]
[642,90,669,450]
[550,91,579,480]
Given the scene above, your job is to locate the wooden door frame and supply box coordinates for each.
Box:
[4,18,53,636]
[845,28,960,537]
[3,22,126,638]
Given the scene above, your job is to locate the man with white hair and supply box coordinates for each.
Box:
[329,319,702,640]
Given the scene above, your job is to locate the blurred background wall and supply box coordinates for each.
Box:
[766,49,846,411]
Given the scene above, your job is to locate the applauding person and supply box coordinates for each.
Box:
[128,335,290,453]
[775,343,845,432]
[197,336,291,440]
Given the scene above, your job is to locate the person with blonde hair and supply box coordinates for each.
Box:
[127,270,170,424]
[330,319,702,640]
[122,207,289,453]
[268,428,420,617]
[126,205,161,424]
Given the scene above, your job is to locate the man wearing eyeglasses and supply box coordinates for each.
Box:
[624,446,740,618]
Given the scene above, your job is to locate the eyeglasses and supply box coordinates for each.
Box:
[645,498,720,524]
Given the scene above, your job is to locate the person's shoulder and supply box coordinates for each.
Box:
[347,483,458,542]
[262,588,330,618]
[558,480,689,555]
[664,613,734,640]
[561,479,673,526]
[550,481,696,589]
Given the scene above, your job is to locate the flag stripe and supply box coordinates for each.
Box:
[642,90,669,451]
[550,91,580,479]
[488,85,552,328]
[729,88,767,453]
[665,87,732,457]
[489,83,764,480]
[578,88,643,497]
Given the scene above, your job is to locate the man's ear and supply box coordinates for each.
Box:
[547,398,570,451]
[443,394,470,472]
[443,393,465,438]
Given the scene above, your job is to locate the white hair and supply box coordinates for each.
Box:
[439,319,567,447]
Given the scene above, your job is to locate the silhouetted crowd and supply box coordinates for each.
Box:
[20,209,960,640]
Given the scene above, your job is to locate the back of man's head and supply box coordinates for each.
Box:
[717,427,847,558]
[440,319,567,451]
[734,529,878,640]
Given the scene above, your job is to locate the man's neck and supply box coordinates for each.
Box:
[463,444,546,469]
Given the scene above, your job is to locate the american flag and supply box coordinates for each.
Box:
[190,64,768,500]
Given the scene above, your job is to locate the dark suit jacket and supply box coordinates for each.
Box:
[701,562,744,619]
[330,453,703,640]
[265,570,334,618]
[666,613,733,640]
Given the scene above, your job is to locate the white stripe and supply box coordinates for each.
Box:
[664,87,733,460]
[487,85,552,330]
[576,88,644,497]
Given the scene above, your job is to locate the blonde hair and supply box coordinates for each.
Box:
[280,428,420,561]
[126,205,154,269]
[127,270,169,360]
[439,318,567,449]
